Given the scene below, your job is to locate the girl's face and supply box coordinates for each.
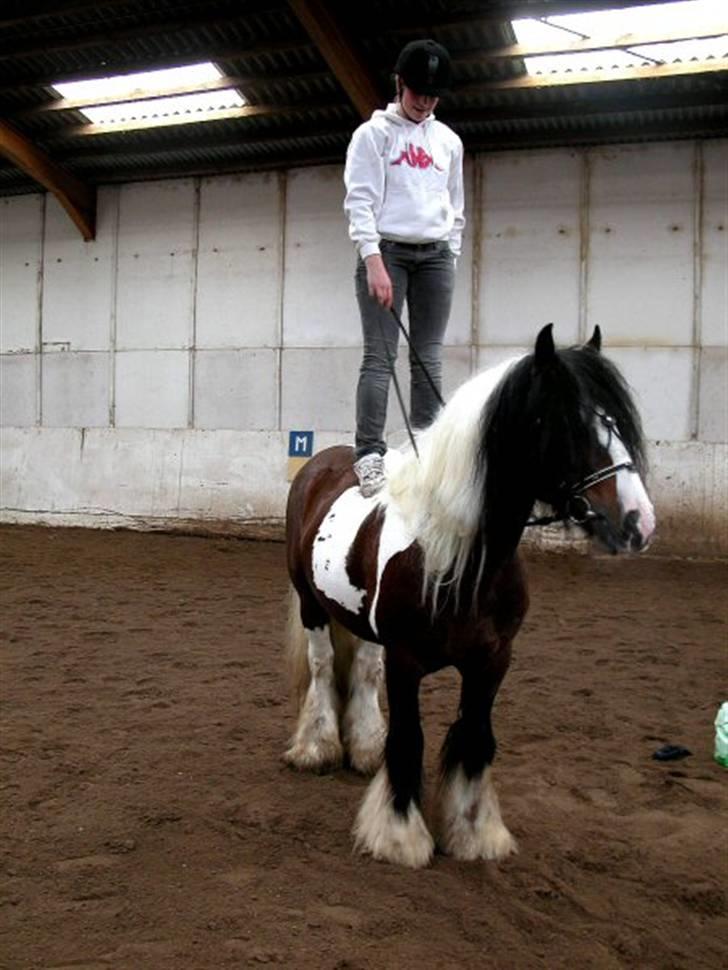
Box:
[398,83,439,123]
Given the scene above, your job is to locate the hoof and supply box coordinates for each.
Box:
[283,737,343,773]
[346,727,386,776]
[436,765,517,862]
[353,767,434,869]
[444,819,518,862]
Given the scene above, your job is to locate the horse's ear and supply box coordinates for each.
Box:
[586,325,602,353]
[534,323,556,366]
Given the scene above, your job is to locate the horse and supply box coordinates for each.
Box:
[283,324,655,868]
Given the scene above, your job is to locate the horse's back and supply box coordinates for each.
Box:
[287,445,355,520]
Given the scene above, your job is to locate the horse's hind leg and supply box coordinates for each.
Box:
[341,638,385,775]
[435,645,517,861]
[353,648,434,868]
[283,587,343,772]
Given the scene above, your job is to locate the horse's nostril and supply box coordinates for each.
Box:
[622,509,644,550]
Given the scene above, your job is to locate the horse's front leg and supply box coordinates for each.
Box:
[353,648,434,868]
[435,642,517,861]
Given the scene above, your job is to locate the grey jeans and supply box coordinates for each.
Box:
[354,239,455,459]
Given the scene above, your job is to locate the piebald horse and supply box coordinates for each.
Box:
[284,325,655,868]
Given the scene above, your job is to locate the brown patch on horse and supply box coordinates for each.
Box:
[346,505,384,596]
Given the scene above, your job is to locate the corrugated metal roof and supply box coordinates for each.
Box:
[1,0,726,197]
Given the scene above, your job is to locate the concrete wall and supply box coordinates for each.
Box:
[1,139,726,556]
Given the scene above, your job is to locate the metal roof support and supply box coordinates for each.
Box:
[288,0,381,119]
[0,121,96,240]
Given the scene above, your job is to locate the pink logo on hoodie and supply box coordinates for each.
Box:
[390,143,443,171]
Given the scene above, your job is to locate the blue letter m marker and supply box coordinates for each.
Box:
[288,430,314,458]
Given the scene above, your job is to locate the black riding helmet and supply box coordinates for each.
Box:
[394,39,452,97]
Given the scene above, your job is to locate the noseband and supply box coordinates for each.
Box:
[526,412,637,528]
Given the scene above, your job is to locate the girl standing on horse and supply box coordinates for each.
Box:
[344,39,465,496]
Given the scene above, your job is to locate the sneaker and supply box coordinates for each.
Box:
[353,453,386,497]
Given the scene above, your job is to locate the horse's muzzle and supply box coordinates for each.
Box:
[586,507,652,555]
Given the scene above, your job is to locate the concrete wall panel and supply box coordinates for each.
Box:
[116,180,195,349]
[194,349,278,430]
[608,345,693,442]
[480,150,582,346]
[42,351,109,428]
[0,353,36,426]
[283,167,358,347]
[281,347,359,431]
[41,189,117,352]
[698,346,728,443]
[115,350,189,428]
[701,141,728,348]
[588,143,694,345]
[476,344,529,373]
[446,155,474,346]
[196,173,280,349]
[0,195,42,353]
[175,431,288,519]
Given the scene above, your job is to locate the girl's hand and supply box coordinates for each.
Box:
[365,254,393,309]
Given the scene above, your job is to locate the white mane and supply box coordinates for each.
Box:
[387,355,522,600]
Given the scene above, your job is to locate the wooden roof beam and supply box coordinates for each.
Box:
[0,121,95,240]
[461,58,728,91]
[56,103,341,138]
[13,71,335,117]
[288,0,381,119]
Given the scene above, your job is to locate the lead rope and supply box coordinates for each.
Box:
[376,315,419,458]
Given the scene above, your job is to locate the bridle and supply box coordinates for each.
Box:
[526,412,637,528]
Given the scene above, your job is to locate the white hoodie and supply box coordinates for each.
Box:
[344,103,465,260]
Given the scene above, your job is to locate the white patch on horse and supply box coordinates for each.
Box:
[353,765,434,868]
[312,488,373,614]
[311,452,415,635]
[436,765,517,861]
[596,413,656,539]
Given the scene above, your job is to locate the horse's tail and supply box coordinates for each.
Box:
[285,585,359,712]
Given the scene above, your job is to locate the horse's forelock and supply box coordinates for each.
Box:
[561,347,647,474]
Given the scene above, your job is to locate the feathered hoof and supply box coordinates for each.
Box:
[441,819,518,862]
[435,765,517,862]
[283,737,343,774]
[353,767,434,869]
[346,728,386,776]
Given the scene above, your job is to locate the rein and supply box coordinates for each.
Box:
[390,307,446,409]
[378,306,446,458]
[379,307,445,458]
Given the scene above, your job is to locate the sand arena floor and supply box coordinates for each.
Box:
[1,525,726,969]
